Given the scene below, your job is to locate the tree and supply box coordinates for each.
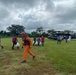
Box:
[0,30,4,34]
[47,30,52,33]
[31,31,39,37]
[63,30,73,34]
[47,29,55,35]
[42,32,48,37]
[7,24,25,35]
[36,27,44,36]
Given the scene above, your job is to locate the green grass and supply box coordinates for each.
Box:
[0,38,76,75]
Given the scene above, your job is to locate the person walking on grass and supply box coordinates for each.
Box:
[21,32,25,48]
[0,37,4,49]
[21,32,35,63]
[12,35,18,50]
[33,37,36,45]
[37,37,41,46]
[41,36,45,46]
[57,35,61,44]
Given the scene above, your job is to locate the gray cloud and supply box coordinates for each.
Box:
[0,4,9,21]
[0,0,76,32]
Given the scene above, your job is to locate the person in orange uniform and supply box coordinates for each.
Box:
[21,32,35,63]
[21,32,25,48]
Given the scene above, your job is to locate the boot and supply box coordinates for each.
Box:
[33,56,35,60]
[1,46,4,49]
[21,60,26,63]
[12,46,14,50]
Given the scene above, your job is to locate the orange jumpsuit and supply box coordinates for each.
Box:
[21,32,25,48]
[23,37,35,61]
[22,36,25,48]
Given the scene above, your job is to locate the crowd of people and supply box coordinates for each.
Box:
[57,35,71,44]
[0,32,71,63]
[33,36,45,46]
[11,32,45,63]
[10,32,45,63]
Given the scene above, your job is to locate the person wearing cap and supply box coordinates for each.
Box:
[21,32,35,63]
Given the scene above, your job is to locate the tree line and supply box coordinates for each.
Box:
[0,24,76,38]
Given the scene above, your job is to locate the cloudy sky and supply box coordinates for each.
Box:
[0,0,76,33]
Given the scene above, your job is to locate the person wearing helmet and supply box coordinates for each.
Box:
[21,32,35,63]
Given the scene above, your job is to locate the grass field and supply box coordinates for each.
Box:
[0,38,76,75]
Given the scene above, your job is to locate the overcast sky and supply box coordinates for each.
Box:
[0,0,76,33]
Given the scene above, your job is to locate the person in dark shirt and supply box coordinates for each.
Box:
[37,37,41,46]
[12,35,18,50]
[33,37,36,45]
